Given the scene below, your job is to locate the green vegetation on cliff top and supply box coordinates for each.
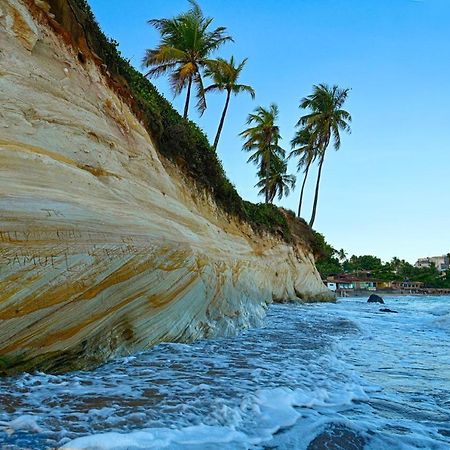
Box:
[63,0,312,244]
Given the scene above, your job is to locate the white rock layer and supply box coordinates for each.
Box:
[0,0,333,374]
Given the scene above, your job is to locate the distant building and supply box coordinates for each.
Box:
[375,280,393,290]
[415,255,449,272]
[401,281,424,290]
[325,273,431,293]
[326,274,376,291]
[390,281,424,290]
[354,280,377,291]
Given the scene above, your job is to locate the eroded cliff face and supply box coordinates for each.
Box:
[0,0,334,374]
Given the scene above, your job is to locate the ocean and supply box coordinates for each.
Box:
[1,296,449,449]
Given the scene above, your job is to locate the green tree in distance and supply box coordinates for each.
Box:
[255,156,296,203]
[143,0,232,118]
[313,236,450,288]
[204,56,255,150]
[344,255,383,272]
[240,104,284,204]
[298,84,352,227]
[337,248,348,263]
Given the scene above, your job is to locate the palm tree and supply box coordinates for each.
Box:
[288,126,318,218]
[143,1,232,118]
[240,104,284,203]
[390,257,402,274]
[298,84,352,227]
[204,57,255,150]
[255,156,296,203]
[337,248,348,263]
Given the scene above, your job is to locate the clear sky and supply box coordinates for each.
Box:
[89,0,450,263]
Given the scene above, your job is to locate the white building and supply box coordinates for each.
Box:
[415,255,449,272]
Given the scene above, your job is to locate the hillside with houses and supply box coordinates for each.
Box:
[314,243,450,296]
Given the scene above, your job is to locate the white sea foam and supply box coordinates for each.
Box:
[60,383,374,449]
[0,415,43,434]
[1,296,450,449]
[60,425,251,449]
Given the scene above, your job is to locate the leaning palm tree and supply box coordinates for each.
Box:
[299,84,352,227]
[143,1,232,118]
[255,156,296,203]
[288,126,318,218]
[240,104,284,203]
[204,57,255,150]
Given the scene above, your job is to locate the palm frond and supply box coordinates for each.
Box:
[233,84,255,99]
[143,61,179,78]
[194,72,207,115]
[144,1,232,116]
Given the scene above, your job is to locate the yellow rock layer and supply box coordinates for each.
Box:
[0,0,334,374]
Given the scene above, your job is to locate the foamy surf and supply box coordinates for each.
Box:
[58,384,374,449]
[1,296,450,449]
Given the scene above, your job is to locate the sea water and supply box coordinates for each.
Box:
[0,296,449,449]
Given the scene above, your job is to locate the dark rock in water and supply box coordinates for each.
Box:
[307,424,366,450]
[367,294,384,304]
[380,308,398,313]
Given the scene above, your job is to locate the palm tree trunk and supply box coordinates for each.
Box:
[183,77,193,119]
[265,152,271,204]
[309,155,325,228]
[213,90,231,150]
[297,162,311,218]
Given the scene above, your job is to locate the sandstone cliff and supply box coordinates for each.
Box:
[0,0,334,375]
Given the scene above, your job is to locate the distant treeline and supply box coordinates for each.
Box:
[314,234,450,288]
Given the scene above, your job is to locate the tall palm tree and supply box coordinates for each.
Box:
[255,156,296,203]
[299,84,352,227]
[288,126,318,218]
[204,57,255,150]
[143,0,232,118]
[240,104,284,203]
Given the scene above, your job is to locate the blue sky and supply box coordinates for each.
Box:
[89,0,450,263]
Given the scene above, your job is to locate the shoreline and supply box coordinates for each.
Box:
[334,289,450,298]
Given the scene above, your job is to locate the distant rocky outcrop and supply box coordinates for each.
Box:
[0,0,334,375]
[379,308,398,313]
[368,294,384,304]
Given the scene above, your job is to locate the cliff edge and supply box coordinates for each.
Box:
[0,0,334,375]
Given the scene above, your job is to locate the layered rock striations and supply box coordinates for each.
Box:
[0,0,333,374]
